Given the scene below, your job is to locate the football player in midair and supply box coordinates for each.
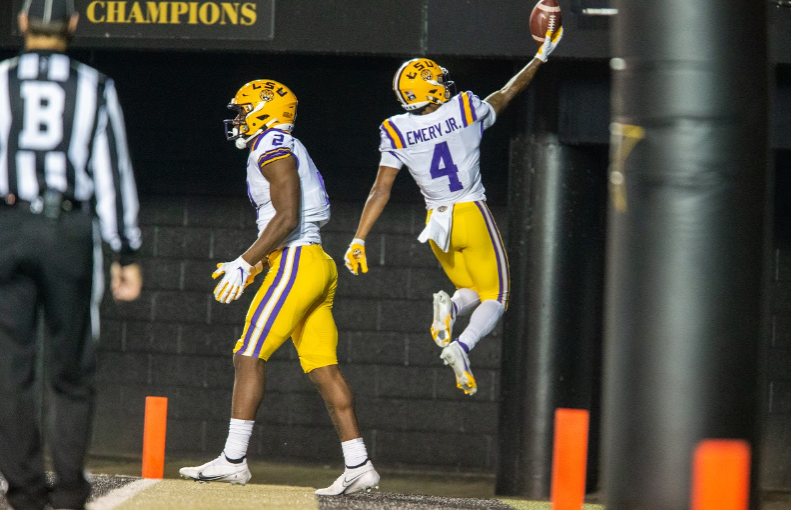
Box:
[345,29,563,395]
[180,80,380,495]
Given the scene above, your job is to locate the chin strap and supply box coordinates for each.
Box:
[235,130,261,149]
[234,118,279,149]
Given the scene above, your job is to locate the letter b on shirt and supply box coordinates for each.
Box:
[19,81,66,151]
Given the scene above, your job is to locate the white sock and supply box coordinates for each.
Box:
[223,419,255,462]
[342,437,369,469]
[451,288,480,318]
[458,300,505,352]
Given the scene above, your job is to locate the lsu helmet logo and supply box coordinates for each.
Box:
[393,58,456,112]
[224,79,298,149]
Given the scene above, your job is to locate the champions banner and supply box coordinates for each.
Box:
[12,0,275,41]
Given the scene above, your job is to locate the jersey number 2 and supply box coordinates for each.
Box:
[429,141,462,192]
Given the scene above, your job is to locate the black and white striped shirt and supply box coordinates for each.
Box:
[0,50,141,254]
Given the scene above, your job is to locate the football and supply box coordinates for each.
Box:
[530,0,562,44]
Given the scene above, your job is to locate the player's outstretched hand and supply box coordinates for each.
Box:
[213,256,254,304]
[344,238,368,275]
[111,262,142,301]
[536,26,563,62]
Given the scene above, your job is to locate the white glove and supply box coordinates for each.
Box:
[344,238,368,275]
[212,256,253,304]
[536,26,563,63]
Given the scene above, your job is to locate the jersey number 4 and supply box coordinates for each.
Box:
[430,141,463,192]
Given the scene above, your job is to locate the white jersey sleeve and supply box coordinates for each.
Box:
[376,91,493,208]
[378,127,405,169]
[246,129,330,246]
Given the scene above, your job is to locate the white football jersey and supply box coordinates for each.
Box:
[378,91,496,209]
[247,129,330,246]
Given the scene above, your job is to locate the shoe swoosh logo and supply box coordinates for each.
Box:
[342,472,366,487]
[197,472,229,481]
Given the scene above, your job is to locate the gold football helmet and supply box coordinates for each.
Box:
[224,79,297,148]
[393,58,455,111]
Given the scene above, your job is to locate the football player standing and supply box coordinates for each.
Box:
[345,30,563,396]
[180,80,379,495]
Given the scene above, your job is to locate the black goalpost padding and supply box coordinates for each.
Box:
[604,1,770,509]
[497,68,607,498]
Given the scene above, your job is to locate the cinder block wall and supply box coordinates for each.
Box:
[764,239,791,489]
[92,195,506,471]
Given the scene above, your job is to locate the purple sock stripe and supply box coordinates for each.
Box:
[473,201,505,304]
[251,246,302,358]
[239,248,289,352]
[458,340,470,354]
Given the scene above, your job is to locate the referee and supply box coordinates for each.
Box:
[0,1,143,509]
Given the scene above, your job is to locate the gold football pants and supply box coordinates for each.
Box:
[429,201,510,309]
[234,244,339,372]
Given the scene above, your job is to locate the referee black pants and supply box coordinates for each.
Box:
[0,207,99,510]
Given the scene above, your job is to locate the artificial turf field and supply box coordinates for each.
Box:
[0,457,609,510]
[2,475,606,510]
[2,458,789,509]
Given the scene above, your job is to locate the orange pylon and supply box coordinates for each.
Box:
[142,396,168,479]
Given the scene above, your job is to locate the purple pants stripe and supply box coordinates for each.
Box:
[481,202,510,302]
[238,247,290,353]
[251,246,302,358]
[473,201,505,304]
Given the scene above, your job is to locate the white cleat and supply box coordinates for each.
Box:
[315,460,380,496]
[430,290,455,347]
[179,455,251,485]
[441,340,478,395]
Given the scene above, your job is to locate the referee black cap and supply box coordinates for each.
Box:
[20,0,76,22]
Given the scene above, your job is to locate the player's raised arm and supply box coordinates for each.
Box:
[484,27,563,116]
[345,165,401,275]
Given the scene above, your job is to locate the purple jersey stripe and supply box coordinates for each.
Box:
[252,246,302,358]
[389,121,407,148]
[467,93,478,122]
[381,126,398,150]
[473,201,505,304]
[258,148,292,166]
[239,248,290,352]
[458,94,469,127]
